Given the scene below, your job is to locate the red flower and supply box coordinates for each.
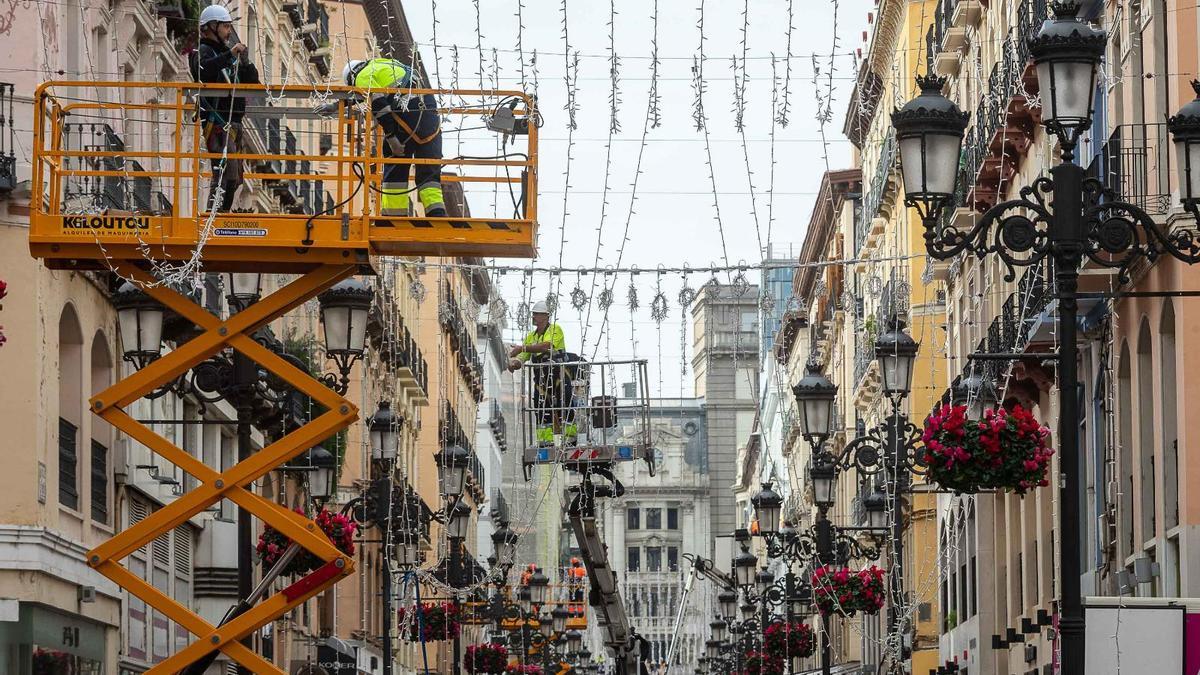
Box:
[923,404,1052,494]
[811,565,886,617]
[255,507,356,578]
[465,642,509,674]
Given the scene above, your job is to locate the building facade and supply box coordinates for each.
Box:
[598,398,710,671]
[692,284,760,540]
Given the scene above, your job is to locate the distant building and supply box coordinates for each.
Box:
[690,284,759,538]
[598,398,711,670]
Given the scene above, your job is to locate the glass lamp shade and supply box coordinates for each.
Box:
[717,590,738,618]
[755,568,776,595]
[875,316,919,398]
[491,521,519,564]
[1169,81,1200,207]
[807,458,838,508]
[368,401,401,460]
[1028,3,1106,144]
[565,630,583,654]
[437,445,471,498]
[739,602,756,621]
[538,613,554,637]
[395,535,420,567]
[552,606,570,633]
[221,272,262,307]
[318,278,374,357]
[709,619,728,643]
[705,639,721,660]
[751,483,784,537]
[528,567,550,606]
[792,360,838,445]
[953,372,999,421]
[578,646,592,663]
[732,551,758,588]
[113,282,165,368]
[891,75,968,213]
[864,490,888,530]
[446,499,473,540]
[306,444,337,501]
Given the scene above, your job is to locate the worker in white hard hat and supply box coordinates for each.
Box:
[323,58,446,218]
[189,4,259,212]
[508,301,578,445]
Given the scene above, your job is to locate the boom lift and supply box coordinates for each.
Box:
[26,80,538,674]
[519,358,655,673]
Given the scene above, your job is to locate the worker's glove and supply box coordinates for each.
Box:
[313,100,339,118]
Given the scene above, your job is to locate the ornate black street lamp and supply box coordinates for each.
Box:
[316,278,373,394]
[894,4,1200,673]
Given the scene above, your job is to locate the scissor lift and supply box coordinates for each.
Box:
[26,81,538,674]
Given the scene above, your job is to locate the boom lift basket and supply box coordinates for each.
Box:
[521,358,654,477]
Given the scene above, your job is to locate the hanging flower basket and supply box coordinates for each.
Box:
[465,642,510,674]
[811,565,886,617]
[399,601,461,641]
[922,404,1053,494]
[504,665,542,675]
[740,650,785,675]
[256,507,355,578]
[763,620,815,659]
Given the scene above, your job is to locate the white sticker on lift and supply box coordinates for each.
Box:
[214,228,267,237]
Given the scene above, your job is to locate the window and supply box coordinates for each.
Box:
[627,508,640,530]
[667,546,679,571]
[646,508,662,530]
[59,418,79,511]
[626,547,640,572]
[667,508,679,530]
[91,440,108,523]
[646,546,662,572]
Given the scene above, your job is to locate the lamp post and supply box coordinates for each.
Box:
[340,403,407,675]
[894,4,1200,672]
[227,273,261,675]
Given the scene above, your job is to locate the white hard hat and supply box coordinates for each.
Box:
[531,300,550,314]
[198,4,232,25]
[343,60,366,86]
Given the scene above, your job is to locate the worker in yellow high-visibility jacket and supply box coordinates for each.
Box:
[508,301,578,445]
[336,58,447,218]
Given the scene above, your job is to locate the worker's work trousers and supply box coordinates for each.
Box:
[202,120,242,212]
[374,94,445,217]
[530,353,578,444]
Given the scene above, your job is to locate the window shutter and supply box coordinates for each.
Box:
[174,526,192,578]
[58,418,79,510]
[91,440,109,524]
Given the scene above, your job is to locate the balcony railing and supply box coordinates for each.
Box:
[856,129,897,255]
[961,0,1047,209]
[0,82,14,193]
[938,259,1053,407]
[1085,123,1172,216]
[490,400,508,452]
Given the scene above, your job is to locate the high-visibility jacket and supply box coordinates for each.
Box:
[517,324,566,362]
[353,58,412,92]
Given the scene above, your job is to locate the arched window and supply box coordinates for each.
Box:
[1137,319,1156,545]
[1117,341,1134,560]
[90,333,113,524]
[58,306,84,512]
[1160,302,1178,531]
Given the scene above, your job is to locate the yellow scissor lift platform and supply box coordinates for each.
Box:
[26,81,539,674]
[29,81,538,270]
